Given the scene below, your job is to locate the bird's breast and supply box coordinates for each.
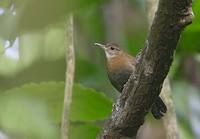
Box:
[107,68,133,92]
[107,55,135,92]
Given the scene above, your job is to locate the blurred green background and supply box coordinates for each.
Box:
[0,0,200,139]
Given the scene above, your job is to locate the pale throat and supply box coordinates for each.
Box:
[105,51,117,59]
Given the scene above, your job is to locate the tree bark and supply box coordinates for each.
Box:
[147,0,179,138]
[100,0,193,138]
[61,14,75,139]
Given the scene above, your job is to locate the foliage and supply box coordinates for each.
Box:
[0,82,112,139]
[0,0,200,138]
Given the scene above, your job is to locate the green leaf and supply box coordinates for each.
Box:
[0,82,112,138]
[69,123,101,139]
[0,93,59,139]
[71,83,112,121]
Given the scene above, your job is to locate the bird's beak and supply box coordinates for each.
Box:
[94,43,106,50]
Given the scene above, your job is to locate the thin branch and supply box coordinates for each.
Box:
[100,0,193,138]
[161,78,179,139]
[61,14,75,139]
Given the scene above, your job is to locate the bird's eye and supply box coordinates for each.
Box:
[110,47,115,50]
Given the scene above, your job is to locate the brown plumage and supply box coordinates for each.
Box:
[95,43,167,119]
[107,52,135,92]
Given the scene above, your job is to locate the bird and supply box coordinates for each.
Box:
[94,43,167,119]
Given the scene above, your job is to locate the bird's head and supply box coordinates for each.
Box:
[94,43,122,59]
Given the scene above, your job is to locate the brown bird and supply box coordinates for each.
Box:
[94,43,167,119]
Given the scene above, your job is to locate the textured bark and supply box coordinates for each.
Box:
[147,0,179,138]
[100,0,193,138]
[61,14,75,139]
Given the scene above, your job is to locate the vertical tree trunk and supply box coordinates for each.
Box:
[61,14,75,139]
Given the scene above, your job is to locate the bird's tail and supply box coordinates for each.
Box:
[151,97,167,119]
